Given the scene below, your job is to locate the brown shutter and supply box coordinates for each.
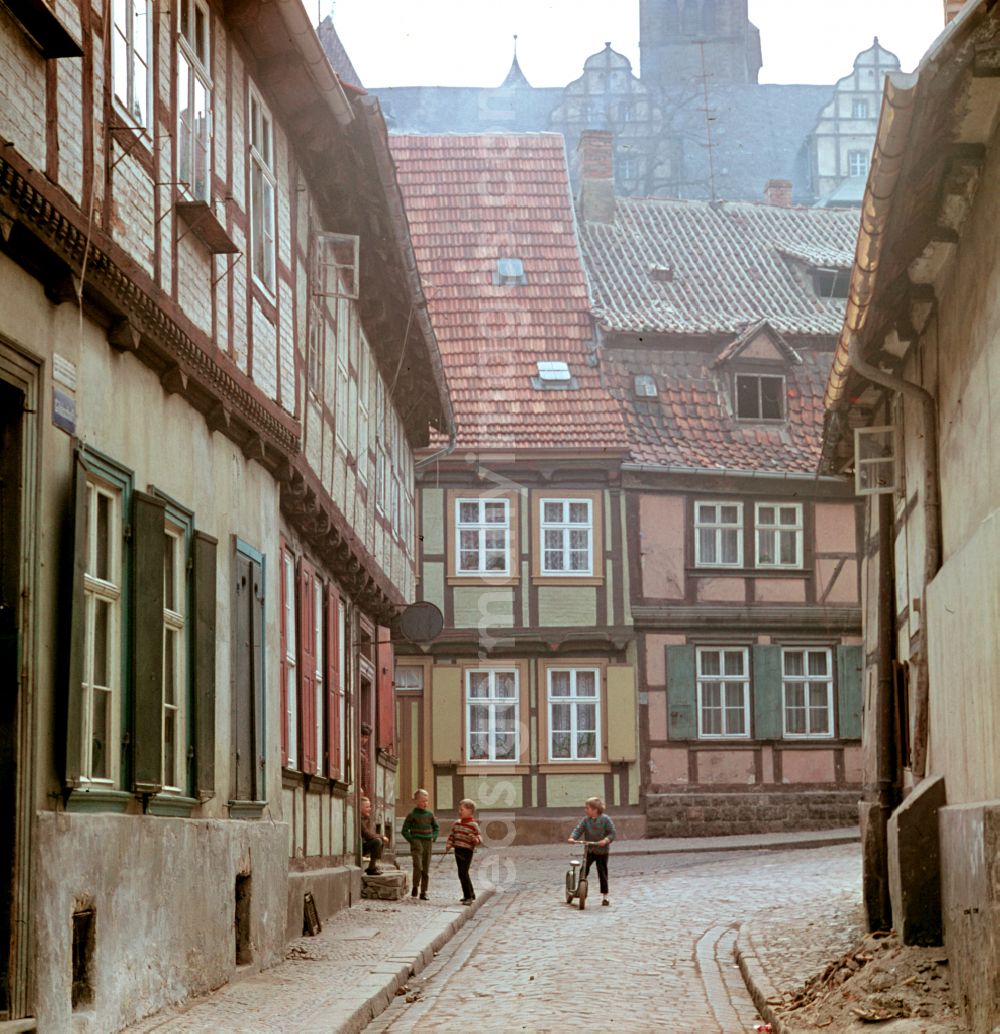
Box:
[377,625,395,754]
[131,490,166,794]
[278,538,288,767]
[192,531,217,799]
[298,559,317,774]
[62,449,89,788]
[326,584,341,779]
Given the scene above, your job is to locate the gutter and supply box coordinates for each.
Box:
[622,462,846,484]
[274,0,354,128]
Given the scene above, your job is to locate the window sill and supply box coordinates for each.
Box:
[456,763,530,776]
[227,799,268,820]
[538,762,611,774]
[64,788,132,814]
[532,575,603,586]
[175,201,240,255]
[147,794,199,817]
[688,565,805,577]
[447,575,519,587]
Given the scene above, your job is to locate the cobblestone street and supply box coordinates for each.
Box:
[370,843,861,1033]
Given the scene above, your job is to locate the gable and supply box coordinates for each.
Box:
[740,331,787,362]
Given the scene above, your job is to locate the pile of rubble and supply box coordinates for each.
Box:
[773,932,970,1031]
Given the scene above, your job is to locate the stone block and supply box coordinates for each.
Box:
[361,870,409,901]
[888,775,945,946]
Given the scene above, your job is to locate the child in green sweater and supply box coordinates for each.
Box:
[401,788,439,900]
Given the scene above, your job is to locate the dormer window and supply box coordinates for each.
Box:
[494,257,527,286]
[812,268,851,300]
[634,374,657,398]
[735,373,784,421]
[531,361,578,391]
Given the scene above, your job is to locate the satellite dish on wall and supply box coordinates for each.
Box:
[397,601,444,644]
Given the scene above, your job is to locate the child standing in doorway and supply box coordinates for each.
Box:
[401,788,439,900]
[446,798,482,905]
[567,796,616,906]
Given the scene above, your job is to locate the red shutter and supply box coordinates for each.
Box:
[298,559,317,774]
[326,585,341,780]
[278,539,289,767]
[377,625,395,754]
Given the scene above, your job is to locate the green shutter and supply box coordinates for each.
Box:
[752,645,784,740]
[837,644,864,740]
[132,491,165,794]
[192,531,217,799]
[63,450,89,788]
[665,645,696,740]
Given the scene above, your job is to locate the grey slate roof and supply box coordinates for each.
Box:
[579,197,860,337]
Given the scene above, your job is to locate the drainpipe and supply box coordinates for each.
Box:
[848,334,942,780]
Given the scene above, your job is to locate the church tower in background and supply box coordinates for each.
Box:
[639,0,763,88]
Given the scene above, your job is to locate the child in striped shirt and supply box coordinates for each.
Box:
[446,798,482,905]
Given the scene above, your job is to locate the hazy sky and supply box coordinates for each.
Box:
[325,0,946,89]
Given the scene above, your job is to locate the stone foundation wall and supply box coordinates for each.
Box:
[645,790,861,838]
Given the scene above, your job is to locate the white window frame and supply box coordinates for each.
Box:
[465,668,520,764]
[283,550,298,770]
[249,86,276,293]
[696,647,750,739]
[851,98,869,119]
[395,666,424,692]
[112,0,152,131]
[162,523,187,792]
[455,498,510,576]
[781,648,834,739]
[335,298,349,448]
[694,500,744,568]
[735,372,785,422]
[546,667,601,762]
[81,480,123,784]
[540,498,593,576]
[848,149,870,177]
[176,0,212,202]
[755,502,804,569]
[854,425,901,496]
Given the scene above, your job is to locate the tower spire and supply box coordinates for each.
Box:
[499,33,531,88]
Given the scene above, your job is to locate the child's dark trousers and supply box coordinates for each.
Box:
[584,851,609,895]
[454,847,475,900]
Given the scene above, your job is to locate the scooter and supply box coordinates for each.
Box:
[565,842,599,910]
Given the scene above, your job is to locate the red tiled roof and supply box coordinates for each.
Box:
[389,134,628,452]
[604,341,832,473]
[579,197,860,337]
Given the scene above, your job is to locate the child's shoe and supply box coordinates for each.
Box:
[419,892,428,900]
[460,897,473,905]
[410,887,418,898]
[602,897,610,906]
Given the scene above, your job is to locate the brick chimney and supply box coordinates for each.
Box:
[575,130,615,224]
[764,179,793,208]
[944,0,967,23]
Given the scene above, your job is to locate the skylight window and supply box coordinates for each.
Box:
[531,361,578,391]
[494,257,528,286]
[634,374,658,397]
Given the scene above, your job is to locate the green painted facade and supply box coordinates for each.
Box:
[537,585,597,627]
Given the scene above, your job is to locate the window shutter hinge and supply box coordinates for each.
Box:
[186,556,194,573]
[124,524,132,542]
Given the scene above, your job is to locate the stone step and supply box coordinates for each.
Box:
[361,869,409,901]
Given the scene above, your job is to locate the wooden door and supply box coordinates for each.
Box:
[394,664,425,818]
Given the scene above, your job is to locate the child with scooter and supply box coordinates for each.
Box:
[567,796,616,907]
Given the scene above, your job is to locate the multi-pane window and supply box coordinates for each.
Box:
[848,149,870,177]
[852,98,869,119]
[162,524,187,792]
[112,0,151,129]
[357,351,369,484]
[540,499,592,575]
[456,498,509,575]
[282,551,298,769]
[697,648,750,738]
[756,503,803,568]
[249,88,276,291]
[82,481,122,783]
[177,0,211,201]
[337,599,347,776]
[395,666,424,692]
[466,669,519,762]
[782,649,834,737]
[735,373,784,421]
[695,501,743,567]
[335,300,349,446]
[548,668,600,761]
